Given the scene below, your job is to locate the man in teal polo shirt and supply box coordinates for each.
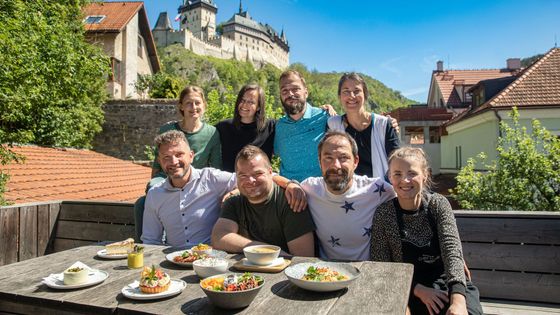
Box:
[274,70,330,182]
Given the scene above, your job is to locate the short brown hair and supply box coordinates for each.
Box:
[279,69,307,88]
[154,130,189,151]
[235,145,271,172]
[318,131,359,159]
[177,85,206,117]
[338,72,369,102]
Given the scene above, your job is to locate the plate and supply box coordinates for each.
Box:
[166,249,227,267]
[242,257,285,267]
[42,270,109,289]
[284,262,360,292]
[97,249,127,259]
[122,279,187,300]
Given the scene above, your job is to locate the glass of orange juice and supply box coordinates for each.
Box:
[127,245,144,269]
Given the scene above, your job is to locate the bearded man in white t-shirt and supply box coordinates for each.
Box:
[300,131,396,260]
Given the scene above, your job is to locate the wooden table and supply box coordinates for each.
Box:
[0,245,413,315]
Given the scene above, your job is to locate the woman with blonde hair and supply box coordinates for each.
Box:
[371,147,482,315]
[151,85,221,182]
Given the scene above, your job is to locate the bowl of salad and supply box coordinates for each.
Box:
[284,262,360,292]
[200,273,265,309]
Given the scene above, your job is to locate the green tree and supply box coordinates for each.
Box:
[454,107,560,211]
[0,0,109,148]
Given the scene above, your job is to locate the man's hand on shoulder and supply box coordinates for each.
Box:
[222,188,239,204]
[285,180,307,212]
[385,114,400,134]
[320,104,337,116]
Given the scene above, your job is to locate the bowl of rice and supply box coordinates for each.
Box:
[193,258,229,278]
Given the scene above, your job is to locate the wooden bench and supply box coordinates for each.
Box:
[455,211,560,305]
[52,200,135,252]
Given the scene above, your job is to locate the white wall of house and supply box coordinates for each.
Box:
[440,108,560,173]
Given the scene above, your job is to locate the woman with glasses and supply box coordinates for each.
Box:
[216,84,276,172]
[328,72,400,178]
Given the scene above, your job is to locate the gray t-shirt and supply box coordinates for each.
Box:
[220,183,315,253]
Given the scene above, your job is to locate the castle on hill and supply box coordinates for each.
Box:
[152,0,289,69]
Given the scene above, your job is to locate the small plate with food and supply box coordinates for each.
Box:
[42,262,109,289]
[284,262,360,292]
[121,265,186,300]
[97,238,135,259]
[200,273,264,309]
[166,249,227,267]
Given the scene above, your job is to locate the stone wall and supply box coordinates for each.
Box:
[92,99,181,160]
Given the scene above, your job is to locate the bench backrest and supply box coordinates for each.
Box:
[455,211,560,304]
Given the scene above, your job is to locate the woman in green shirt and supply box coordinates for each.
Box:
[151,85,222,185]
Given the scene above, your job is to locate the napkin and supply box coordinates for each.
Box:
[42,261,95,285]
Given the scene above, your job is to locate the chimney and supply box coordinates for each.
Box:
[436,60,444,72]
[506,58,521,70]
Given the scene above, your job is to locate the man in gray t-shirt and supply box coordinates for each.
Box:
[211,145,315,256]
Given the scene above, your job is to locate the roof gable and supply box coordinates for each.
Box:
[3,145,151,204]
[83,2,143,32]
[477,48,560,111]
[431,69,518,107]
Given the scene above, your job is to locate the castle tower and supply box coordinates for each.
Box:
[178,0,218,40]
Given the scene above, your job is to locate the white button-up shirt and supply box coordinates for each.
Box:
[142,167,236,247]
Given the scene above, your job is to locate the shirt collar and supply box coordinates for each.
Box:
[286,102,312,122]
[163,166,200,190]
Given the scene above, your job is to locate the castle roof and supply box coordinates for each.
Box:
[154,12,173,31]
[223,11,288,50]
[3,145,151,204]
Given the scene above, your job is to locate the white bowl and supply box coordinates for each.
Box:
[200,273,264,309]
[193,258,229,278]
[284,262,360,292]
[243,245,280,266]
[191,244,214,256]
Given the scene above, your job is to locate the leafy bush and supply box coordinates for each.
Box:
[454,107,560,211]
[0,0,109,148]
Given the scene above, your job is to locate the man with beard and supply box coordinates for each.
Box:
[274,70,331,182]
[211,145,315,256]
[300,131,396,260]
[142,131,306,247]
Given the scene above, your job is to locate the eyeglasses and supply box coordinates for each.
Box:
[239,98,257,106]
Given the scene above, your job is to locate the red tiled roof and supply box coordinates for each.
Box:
[2,145,151,204]
[83,2,143,32]
[389,107,453,121]
[433,69,518,107]
[476,48,560,111]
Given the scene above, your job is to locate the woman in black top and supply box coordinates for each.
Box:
[216,84,275,172]
[371,147,482,315]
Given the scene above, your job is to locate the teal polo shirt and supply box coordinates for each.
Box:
[274,104,329,182]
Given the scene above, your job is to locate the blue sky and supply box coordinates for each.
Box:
[141,0,560,102]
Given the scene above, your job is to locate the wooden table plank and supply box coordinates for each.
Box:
[0,245,413,315]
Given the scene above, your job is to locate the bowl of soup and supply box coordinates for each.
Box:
[243,245,281,266]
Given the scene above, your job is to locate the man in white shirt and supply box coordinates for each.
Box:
[142,130,306,248]
[301,131,396,260]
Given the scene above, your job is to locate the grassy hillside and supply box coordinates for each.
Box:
[155,44,416,114]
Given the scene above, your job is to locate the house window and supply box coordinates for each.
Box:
[404,126,424,144]
[429,127,441,143]
[85,15,105,24]
[110,57,121,83]
[138,35,143,58]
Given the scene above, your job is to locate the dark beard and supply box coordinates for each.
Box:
[323,168,351,193]
[281,99,305,115]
